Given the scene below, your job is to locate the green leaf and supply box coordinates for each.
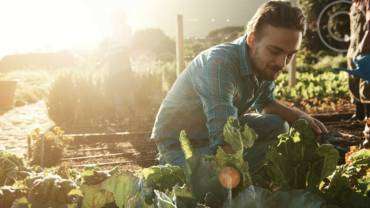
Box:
[102,174,139,208]
[349,149,370,166]
[80,184,115,208]
[142,164,185,192]
[154,190,176,208]
[0,151,25,186]
[265,119,339,190]
[230,187,327,208]
[324,149,370,207]
[179,131,193,160]
[241,124,257,149]
[223,118,244,152]
[317,144,339,179]
[215,146,252,188]
[223,117,256,152]
[179,130,197,180]
[171,185,197,207]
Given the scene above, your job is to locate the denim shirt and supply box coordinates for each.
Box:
[151,34,275,151]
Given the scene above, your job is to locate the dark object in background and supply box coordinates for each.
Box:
[318,131,362,164]
[348,102,366,121]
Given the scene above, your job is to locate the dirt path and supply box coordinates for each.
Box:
[0,101,54,156]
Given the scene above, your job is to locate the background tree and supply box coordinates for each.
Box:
[298,0,351,55]
[131,28,176,63]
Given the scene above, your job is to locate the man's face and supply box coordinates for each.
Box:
[247,25,302,81]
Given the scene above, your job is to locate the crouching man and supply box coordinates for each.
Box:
[151,0,328,169]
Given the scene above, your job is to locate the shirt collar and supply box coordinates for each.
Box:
[232,33,253,76]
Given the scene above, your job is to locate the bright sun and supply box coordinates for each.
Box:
[0,0,147,56]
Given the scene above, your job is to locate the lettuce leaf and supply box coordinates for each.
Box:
[265,119,339,190]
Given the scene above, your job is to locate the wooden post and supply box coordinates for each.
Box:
[288,56,297,86]
[176,14,185,76]
[27,135,32,159]
[40,134,45,168]
[288,0,297,87]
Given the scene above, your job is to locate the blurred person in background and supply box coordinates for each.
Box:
[98,10,134,122]
[347,0,370,121]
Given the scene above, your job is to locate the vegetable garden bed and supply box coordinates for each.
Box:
[28,112,366,173]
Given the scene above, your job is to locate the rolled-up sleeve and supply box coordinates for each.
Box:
[191,57,237,151]
[253,82,276,113]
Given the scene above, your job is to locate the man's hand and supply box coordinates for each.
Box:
[262,100,328,139]
[299,115,328,136]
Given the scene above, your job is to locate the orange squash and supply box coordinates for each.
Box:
[218,166,240,189]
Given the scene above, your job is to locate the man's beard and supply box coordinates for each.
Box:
[250,51,281,81]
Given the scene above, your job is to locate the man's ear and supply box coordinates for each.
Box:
[247,32,256,47]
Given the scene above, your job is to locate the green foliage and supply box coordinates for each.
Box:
[30,127,71,167]
[153,184,202,208]
[101,175,140,208]
[0,151,26,186]
[275,71,348,101]
[177,117,257,206]
[298,0,350,52]
[0,186,26,208]
[82,168,115,186]
[231,186,328,208]
[142,164,186,191]
[295,52,347,73]
[80,167,145,208]
[154,189,176,208]
[1,121,368,208]
[179,131,223,206]
[47,69,163,131]
[80,184,115,208]
[47,70,111,129]
[131,28,176,62]
[206,26,244,45]
[215,118,257,188]
[323,149,370,208]
[265,119,339,190]
[28,174,79,208]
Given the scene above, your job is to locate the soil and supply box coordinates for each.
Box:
[0,100,367,173]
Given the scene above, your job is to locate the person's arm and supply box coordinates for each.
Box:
[262,100,328,136]
[360,0,370,53]
[191,56,238,152]
[366,0,370,22]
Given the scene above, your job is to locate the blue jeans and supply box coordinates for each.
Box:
[156,113,289,168]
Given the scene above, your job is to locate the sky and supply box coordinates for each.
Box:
[0,0,267,57]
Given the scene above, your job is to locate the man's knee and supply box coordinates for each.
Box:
[240,113,289,140]
[157,149,186,167]
[268,114,289,136]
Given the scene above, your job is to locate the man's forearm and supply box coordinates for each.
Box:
[262,100,307,124]
[361,0,370,53]
[262,100,328,135]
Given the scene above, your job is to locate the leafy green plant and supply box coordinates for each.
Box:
[323,149,370,208]
[0,186,27,208]
[30,127,72,167]
[275,71,348,102]
[1,121,369,208]
[47,69,163,132]
[0,151,26,186]
[28,174,79,208]
[177,117,257,206]
[265,119,339,190]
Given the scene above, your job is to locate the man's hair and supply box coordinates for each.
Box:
[246,0,306,37]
